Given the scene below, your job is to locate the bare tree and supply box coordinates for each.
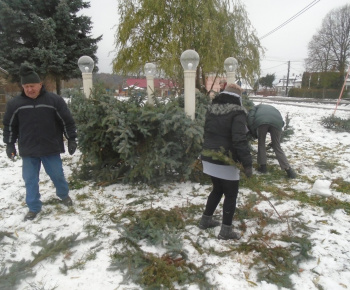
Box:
[305,4,350,73]
[306,32,333,72]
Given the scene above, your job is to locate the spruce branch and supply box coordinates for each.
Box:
[256,190,291,234]
[201,148,243,169]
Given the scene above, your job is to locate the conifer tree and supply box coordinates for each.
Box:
[0,0,101,94]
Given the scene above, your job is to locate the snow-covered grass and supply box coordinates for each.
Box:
[1,97,350,290]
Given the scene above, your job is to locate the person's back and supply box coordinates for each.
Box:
[247,104,296,179]
[248,104,284,136]
[254,104,284,128]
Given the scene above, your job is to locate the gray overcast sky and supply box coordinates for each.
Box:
[81,0,349,80]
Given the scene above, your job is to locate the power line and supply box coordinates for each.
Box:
[263,56,305,63]
[263,58,288,62]
[259,0,320,40]
[262,63,287,70]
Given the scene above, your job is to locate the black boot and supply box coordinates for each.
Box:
[198,215,220,229]
[258,164,267,173]
[218,224,241,240]
[62,196,73,207]
[285,167,297,179]
[24,211,38,221]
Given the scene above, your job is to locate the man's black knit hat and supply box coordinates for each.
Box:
[19,63,41,84]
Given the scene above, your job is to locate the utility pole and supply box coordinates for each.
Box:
[285,61,290,96]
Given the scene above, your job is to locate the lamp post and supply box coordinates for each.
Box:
[144,62,156,105]
[224,57,238,84]
[78,56,94,98]
[180,49,199,120]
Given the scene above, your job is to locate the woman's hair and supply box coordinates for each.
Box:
[212,83,242,106]
[212,92,241,106]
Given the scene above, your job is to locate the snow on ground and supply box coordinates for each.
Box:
[1,97,350,290]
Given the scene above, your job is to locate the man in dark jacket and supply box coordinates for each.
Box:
[247,104,296,178]
[199,83,252,240]
[2,63,77,221]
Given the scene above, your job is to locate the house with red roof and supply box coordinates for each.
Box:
[121,78,176,96]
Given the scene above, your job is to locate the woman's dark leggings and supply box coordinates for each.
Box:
[203,177,239,226]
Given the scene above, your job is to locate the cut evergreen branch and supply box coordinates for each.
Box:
[256,189,291,233]
[109,237,213,289]
[321,115,350,132]
[59,245,102,275]
[201,148,243,169]
[120,207,186,246]
[69,86,210,185]
[281,113,294,142]
[30,233,82,268]
[0,233,90,288]
[0,259,34,289]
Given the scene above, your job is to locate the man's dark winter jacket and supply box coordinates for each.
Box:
[247,104,285,138]
[201,92,252,168]
[2,87,77,157]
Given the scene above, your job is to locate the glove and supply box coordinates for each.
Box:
[68,139,77,155]
[6,143,17,159]
[244,166,253,178]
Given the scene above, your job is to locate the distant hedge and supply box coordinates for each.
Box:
[288,88,347,99]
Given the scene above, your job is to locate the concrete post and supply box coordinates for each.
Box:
[146,75,155,105]
[82,72,93,98]
[226,71,236,85]
[184,70,196,120]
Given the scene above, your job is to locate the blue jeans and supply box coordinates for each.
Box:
[22,155,69,212]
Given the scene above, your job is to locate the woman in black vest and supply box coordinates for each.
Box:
[199,83,252,240]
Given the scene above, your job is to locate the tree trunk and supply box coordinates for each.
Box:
[56,76,61,95]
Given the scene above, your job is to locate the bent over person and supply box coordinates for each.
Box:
[247,104,296,179]
[2,63,77,221]
[199,83,252,240]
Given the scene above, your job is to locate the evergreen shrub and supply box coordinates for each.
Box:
[69,85,210,185]
[321,115,350,132]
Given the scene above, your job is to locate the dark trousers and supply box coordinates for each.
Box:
[257,124,290,170]
[203,177,239,225]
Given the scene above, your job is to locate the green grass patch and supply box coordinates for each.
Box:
[291,191,350,214]
[315,159,339,172]
[331,177,350,194]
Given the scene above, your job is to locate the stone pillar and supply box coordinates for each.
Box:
[184,70,196,120]
[82,72,93,98]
